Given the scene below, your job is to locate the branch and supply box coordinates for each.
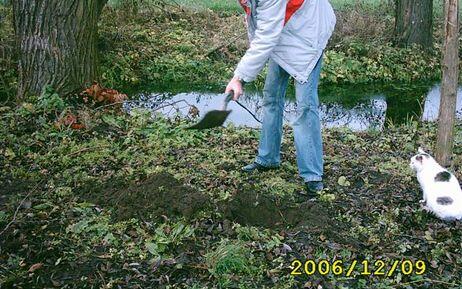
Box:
[0,182,42,237]
[65,144,111,157]
[204,31,247,57]
[150,99,193,112]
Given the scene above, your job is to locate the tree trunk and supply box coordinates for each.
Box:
[13,0,108,98]
[394,0,433,48]
[436,0,459,166]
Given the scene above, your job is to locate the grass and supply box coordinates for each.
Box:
[205,240,253,284]
[170,0,387,12]
[168,0,461,18]
[171,0,388,12]
[171,0,241,12]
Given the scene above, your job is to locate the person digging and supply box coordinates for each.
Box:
[225,0,336,197]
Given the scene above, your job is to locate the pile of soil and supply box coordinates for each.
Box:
[224,190,348,239]
[81,172,209,221]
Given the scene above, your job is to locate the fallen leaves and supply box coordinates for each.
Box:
[54,112,85,130]
[53,83,128,130]
[81,82,127,104]
[28,263,43,273]
[188,105,200,118]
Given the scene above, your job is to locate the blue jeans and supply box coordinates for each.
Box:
[255,56,323,182]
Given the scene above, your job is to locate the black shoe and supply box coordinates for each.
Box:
[305,181,324,198]
[242,162,278,173]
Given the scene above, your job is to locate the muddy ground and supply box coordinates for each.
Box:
[80,171,351,244]
[80,172,209,221]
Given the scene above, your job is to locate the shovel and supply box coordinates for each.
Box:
[186,92,233,130]
[187,92,262,130]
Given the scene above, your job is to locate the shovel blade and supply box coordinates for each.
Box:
[187,110,232,130]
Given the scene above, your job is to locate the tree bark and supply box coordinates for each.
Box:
[13,0,108,98]
[436,0,459,166]
[394,0,433,48]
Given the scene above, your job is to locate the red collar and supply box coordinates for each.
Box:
[238,0,305,24]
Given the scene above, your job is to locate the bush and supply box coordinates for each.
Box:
[322,42,441,84]
[98,5,442,91]
[0,4,17,101]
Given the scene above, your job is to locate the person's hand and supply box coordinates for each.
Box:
[225,76,243,100]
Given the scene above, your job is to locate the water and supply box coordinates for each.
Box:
[422,85,462,121]
[124,83,462,131]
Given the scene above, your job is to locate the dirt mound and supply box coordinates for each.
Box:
[81,172,208,221]
[224,191,343,235]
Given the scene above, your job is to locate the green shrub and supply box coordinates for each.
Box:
[98,6,442,91]
[322,42,441,84]
[0,4,16,101]
[205,240,254,286]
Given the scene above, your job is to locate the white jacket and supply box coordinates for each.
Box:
[235,0,336,83]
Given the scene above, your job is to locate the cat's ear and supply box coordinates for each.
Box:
[418,147,426,154]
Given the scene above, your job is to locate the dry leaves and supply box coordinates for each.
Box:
[54,111,85,130]
[28,263,43,273]
[81,82,127,104]
[53,83,128,130]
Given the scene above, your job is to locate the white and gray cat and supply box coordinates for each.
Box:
[410,148,462,221]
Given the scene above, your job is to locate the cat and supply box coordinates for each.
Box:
[410,148,462,221]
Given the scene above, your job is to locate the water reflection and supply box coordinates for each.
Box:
[422,85,462,121]
[124,83,462,131]
[125,91,388,131]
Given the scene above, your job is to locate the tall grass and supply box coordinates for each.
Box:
[168,0,462,17]
[171,0,389,12]
[171,0,241,12]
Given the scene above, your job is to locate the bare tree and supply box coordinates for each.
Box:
[436,0,459,166]
[394,0,433,48]
[13,0,108,98]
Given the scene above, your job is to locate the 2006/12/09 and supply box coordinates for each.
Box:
[290,259,427,277]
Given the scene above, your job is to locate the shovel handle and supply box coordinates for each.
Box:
[221,92,233,110]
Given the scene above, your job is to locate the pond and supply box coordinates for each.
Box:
[124,83,462,131]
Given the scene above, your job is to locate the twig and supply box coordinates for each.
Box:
[93,101,136,111]
[151,99,193,112]
[184,263,208,270]
[394,233,425,242]
[204,31,247,57]
[278,209,287,223]
[0,182,42,237]
[64,145,111,158]
[96,269,107,286]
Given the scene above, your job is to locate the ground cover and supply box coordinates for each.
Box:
[1,94,462,288]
